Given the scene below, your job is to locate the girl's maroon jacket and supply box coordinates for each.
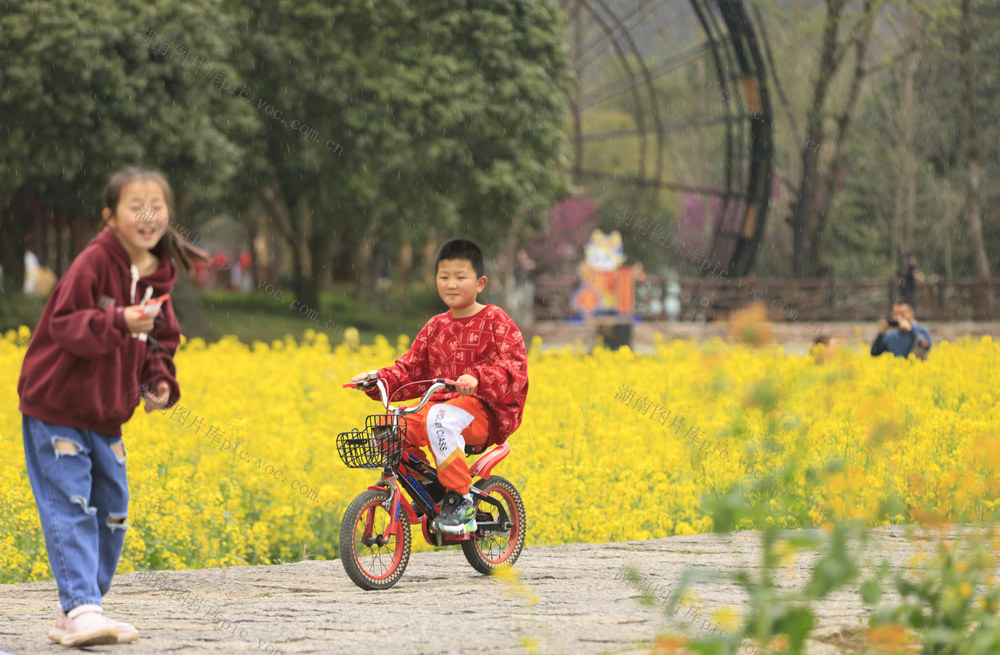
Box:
[18,228,181,437]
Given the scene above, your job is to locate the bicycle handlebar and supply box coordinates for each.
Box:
[343,377,461,415]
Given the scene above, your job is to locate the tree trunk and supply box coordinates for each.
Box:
[0,196,26,293]
[353,233,374,302]
[290,200,320,312]
[570,2,584,185]
[807,0,877,271]
[307,227,331,300]
[959,0,991,279]
[422,228,438,288]
[37,204,49,269]
[902,7,918,256]
[291,242,320,311]
[260,183,320,308]
[70,216,85,264]
[53,215,64,278]
[499,228,517,310]
[398,242,413,286]
[889,6,919,265]
[944,219,953,284]
[791,0,847,277]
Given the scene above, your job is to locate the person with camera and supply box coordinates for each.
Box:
[871,301,932,359]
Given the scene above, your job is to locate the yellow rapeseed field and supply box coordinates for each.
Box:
[2,326,999,584]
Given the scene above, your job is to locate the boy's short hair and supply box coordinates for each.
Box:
[435,239,485,278]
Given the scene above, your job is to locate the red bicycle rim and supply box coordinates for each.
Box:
[476,487,519,563]
[352,501,405,580]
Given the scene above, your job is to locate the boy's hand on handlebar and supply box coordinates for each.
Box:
[350,370,379,385]
[455,374,478,396]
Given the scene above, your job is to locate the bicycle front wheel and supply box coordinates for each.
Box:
[462,476,526,574]
[339,489,412,590]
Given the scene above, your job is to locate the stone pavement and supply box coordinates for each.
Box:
[0,526,946,655]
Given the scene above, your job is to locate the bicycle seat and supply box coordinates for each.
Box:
[467,441,510,480]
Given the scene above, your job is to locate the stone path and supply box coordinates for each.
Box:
[0,526,949,654]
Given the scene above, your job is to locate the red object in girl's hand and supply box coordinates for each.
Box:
[142,294,170,316]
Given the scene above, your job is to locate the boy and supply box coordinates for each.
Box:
[351,239,528,535]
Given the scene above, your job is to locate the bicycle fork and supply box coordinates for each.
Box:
[375,477,419,541]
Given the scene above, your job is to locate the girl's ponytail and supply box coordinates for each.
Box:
[163,224,209,275]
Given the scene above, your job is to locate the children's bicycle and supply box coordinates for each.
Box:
[337,377,526,590]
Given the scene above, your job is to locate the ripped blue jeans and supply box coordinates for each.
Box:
[22,415,129,613]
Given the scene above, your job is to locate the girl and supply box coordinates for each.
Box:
[17,167,206,648]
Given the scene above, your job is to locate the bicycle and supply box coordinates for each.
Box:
[337,376,526,590]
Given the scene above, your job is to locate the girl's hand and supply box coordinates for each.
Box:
[143,381,171,413]
[124,306,157,333]
[455,374,478,396]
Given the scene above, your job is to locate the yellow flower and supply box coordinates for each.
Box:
[713,606,741,632]
[1,333,999,582]
[866,624,911,652]
[652,635,690,655]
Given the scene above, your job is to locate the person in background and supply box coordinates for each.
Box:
[896,253,925,311]
[810,334,841,365]
[871,301,931,359]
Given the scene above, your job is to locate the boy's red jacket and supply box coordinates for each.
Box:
[18,228,182,436]
[368,304,528,444]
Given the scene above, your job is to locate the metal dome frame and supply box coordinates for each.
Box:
[560,0,774,277]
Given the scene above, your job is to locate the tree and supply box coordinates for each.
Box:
[815,0,1000,282]
[784,0,882,277]
[221,0,572,308]
[0,0,249,292]
[957,0,991,278]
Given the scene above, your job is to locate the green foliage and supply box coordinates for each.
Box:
[191,288,432,345]
[217,0,572,298]
[642,454,868,655]
[0,292,46,333]
[0,0,246,219]
[659,455,1000,655]
[865,526,1000,655]
[828,0,1000,279]
[1,0,571,306]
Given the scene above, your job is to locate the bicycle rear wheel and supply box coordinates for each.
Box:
[462,476,526,574]
[339,489,412,590]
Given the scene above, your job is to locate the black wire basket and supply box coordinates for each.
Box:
[337,414,406,469]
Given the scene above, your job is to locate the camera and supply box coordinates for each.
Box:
[886,318,900,327]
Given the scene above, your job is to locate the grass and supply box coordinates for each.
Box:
[1,281,440,347]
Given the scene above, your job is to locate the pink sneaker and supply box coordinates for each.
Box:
[110,619,139,643]
[50,605,121,647]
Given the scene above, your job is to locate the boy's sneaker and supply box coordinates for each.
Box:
[432,492,477,535]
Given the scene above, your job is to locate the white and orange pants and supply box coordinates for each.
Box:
[402,395,490,495]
